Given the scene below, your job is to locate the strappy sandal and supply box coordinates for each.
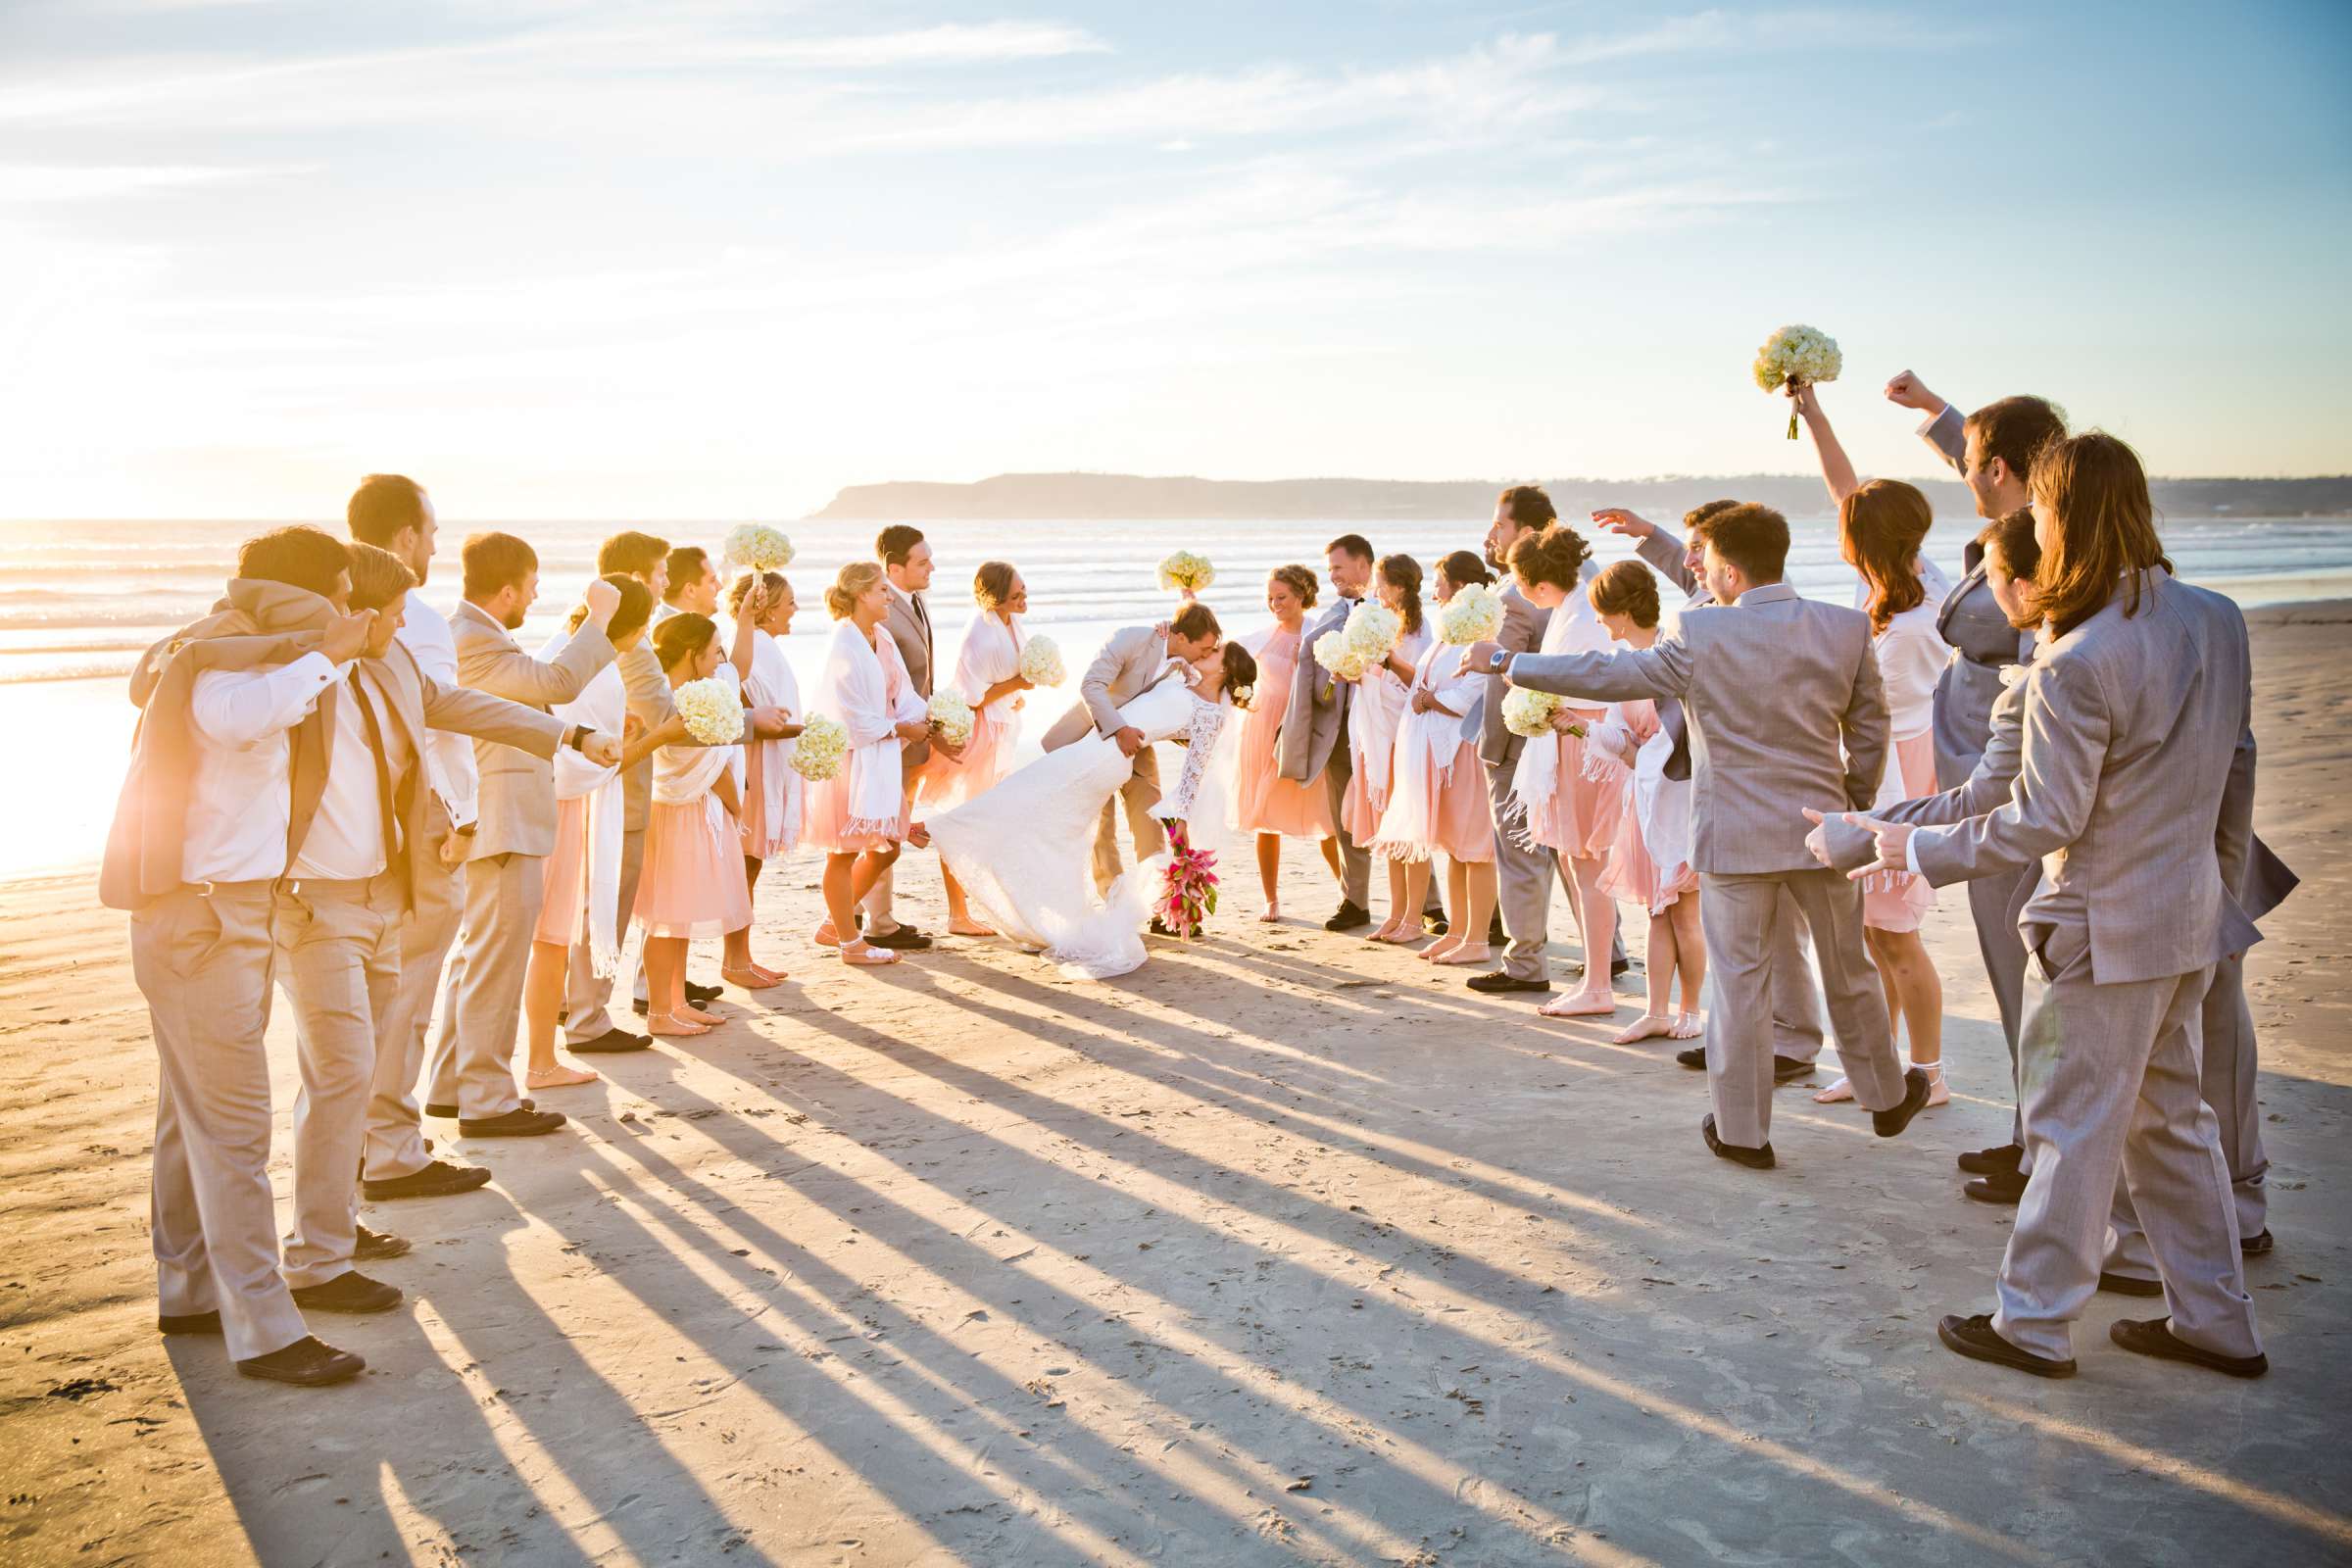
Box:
[1916,1058,1950,1107]
[524,1063,600,1088]
[1539,988,1618,1018]
[840,938,899,966]
[647,1011,710,1037]
[720,965,783,990]
[1610,1012,1679,1045]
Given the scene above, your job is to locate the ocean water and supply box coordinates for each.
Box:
[4,513,2348,879]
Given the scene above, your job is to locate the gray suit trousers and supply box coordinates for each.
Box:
[1994,934,2259,1361]
[1093,746,1166,894]
[1766,893,1828,1063]
[133,883,309,1363]
[428,851,540,1121]
[272,875,401,1290]
[1486,758,1558,981]
[2104,950,2270,1276]
[1321,742,1371,909]
[563,825,646,1042]
[1965,864,2034,1152]
[1700,868,1900,1149]
[365,863,463,1182]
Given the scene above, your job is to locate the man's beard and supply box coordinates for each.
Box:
[501,604,527,630]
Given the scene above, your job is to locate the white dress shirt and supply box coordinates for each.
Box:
[183,653,345,885]
[290,679,388,880]
[397,590,477,827]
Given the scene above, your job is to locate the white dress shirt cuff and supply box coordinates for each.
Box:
[1905,830,1928,876]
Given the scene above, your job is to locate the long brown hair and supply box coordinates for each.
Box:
[1377,554,1424,635]
[1839,479,1933,633]
[2030,432,2171,638]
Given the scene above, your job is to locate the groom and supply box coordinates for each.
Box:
[1045,602,1221,894]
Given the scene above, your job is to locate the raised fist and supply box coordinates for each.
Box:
[582,578,621,628]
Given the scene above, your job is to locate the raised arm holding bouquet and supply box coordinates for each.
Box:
[1753,323,1842,439]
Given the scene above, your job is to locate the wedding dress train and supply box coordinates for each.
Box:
[926,675,1226,980]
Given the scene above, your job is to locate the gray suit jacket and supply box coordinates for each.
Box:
[1921,405,2037,790]
[1510,582,1887,875]
[1911,570,2261,984]
[1277,596,1355,782]
[1045,623,1170,752]
[879,587,935,765]
[450,601,615,860]
[1472,581,1549,768]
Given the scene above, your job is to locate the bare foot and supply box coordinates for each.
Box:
[1419,934,1462,962]
[525,1063,600,1089]
[1612,1013,1679,1045]
[679,1004,724,1025]
[1538,987,1618,1017]
[812,921,841,948]
[721,965,783,990]
[648,1012,710,1037]
[947,919,998,938]
[1670,1012,1705,1039]
[1812,1076,1855,1103]
[1432,942,1492,967]
[840,938,900,966]
[1257,903,1282,924]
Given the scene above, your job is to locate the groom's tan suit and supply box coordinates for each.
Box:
[1047,624,1173,892]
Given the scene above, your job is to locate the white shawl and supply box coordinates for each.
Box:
[1507,579,1614,813]
[729,619,802,854]
[543,635,626,977]
[952,610,1025,748]
[820,619,926,834]
[1348,624,1427,814]
[1405,637,1485,777]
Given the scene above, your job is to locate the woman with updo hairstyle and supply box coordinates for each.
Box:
[629,612,763,1033]
[1368,550,1499,961]
[1231,564,1341,920]
[525,573,684,1080]
[1502,522,1625,1018]
[909,559,1036,935]
[723,568,803,987]
[1334,554,1433,938]
[805,560,932,965]
[1573,561,1705,1044]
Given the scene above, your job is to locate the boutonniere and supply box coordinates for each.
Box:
[1997,663,2027,689]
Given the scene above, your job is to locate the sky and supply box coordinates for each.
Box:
[2,0,2348,520]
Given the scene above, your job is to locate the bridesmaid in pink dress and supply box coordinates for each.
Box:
[634,612,760,1036]
[805,562,932,966]
[1233,564,1341,922]
[1578,563,1705,1045]
[1369,551,1498,964]
[913,561,1037,936]
[1351,555,1432,942]
[1792,382,1953,1108]
[723,569,803,988]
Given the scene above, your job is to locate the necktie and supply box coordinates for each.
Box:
[355,678,400,860]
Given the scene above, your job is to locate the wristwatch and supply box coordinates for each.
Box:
[564,725,597,753]
[1487,649,1512,675]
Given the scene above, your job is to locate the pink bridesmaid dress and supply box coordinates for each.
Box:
[1233,624,1337,838]
[1369,641,1495,863]
[635,746,754,939]
[1588,700,1696,911]
[1860,600,1948,933]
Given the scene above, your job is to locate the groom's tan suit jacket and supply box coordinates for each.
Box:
[1044,624,1172,752]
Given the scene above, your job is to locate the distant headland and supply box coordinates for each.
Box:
[812,471,2352,522]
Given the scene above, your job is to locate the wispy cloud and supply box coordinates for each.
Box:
[0,163,309,201]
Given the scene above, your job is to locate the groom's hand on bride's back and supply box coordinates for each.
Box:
[1114,726,1146,757]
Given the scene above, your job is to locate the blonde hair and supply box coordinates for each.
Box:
[826,561,885,619]
[1586,559,1659,628]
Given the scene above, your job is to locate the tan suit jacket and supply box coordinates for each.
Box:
[879,586,936,765]
[449,602,615,859]
[1044,624,1171,751]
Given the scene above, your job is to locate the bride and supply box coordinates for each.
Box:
[928,642,1258,980]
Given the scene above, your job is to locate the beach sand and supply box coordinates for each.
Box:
[2,606,2347,1566]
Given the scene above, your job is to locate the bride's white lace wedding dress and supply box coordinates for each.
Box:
[927,672,1229,980]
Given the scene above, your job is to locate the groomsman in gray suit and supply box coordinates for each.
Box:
[1594,503,1826,1083]
[1472,504,1930,1166]
[1852,434,2266,1379]
[425,534,621,1138]
[860,525,948,949]
[1046,603,1222,894]
[1882,373,2067,1198]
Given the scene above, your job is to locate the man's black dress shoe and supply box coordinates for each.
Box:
[424,1097,535,1119]
[1958,1142,2025,1176]
[364,1158,494,1201]
[159,1310,222,1336]
[355,1225,411,1263]
[289,1271,402,1314]
[1487,916,1507,947]
[1466,971,1550,995]
[1610,957,1631,979]
[1773,1055,1812,1084]
[1936,1312,2075,1379]
[685,979,722,1004]
[2241,1229,2274,1256]
[1676,1045,1706,1071]
[866,926,933,951]
[1423,912,1449,937]
[1324,901,1372,932]
[2109,1317,2267,1378]
[2097,1271,2164,1298]
[1964,1169,2028,1205]
[1149,918,1177,937]
[460,1106,567,1138]
[1871,1067,1933,1138]
[571,1026,652,1054]
[238,1336,365,1387]
[1701,1114,1775,1170]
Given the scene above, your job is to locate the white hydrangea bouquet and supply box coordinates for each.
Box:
[1752,323,1842,439]
[927,690,975,748]
[1157,551,1215,594]
[789,714,849,781]
[1501,686,1582,740]
[1437,581,1506,646]
[1315,602,1401,683]
[1018,634,1065,687]
[722,523,795,571]
[672,676,746,745]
